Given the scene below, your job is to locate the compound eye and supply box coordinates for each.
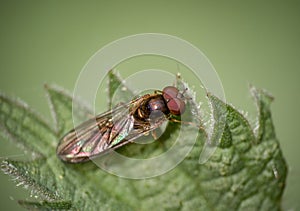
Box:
[163,86,179,101]
[167,98,186,115]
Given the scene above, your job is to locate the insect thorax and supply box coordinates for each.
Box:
[134,95,170,121]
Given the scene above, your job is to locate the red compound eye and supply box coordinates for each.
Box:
[163,86,179,101]
[162,86,186,115]
[167,98,186,115]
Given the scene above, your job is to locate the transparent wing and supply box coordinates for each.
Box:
[57,97,167,163]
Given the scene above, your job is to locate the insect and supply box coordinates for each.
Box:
[57,86,187,163]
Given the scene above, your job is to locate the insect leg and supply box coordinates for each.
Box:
[168,117,205,131]
[151,130,158,140]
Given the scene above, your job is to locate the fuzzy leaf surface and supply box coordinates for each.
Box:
[0,73,287,210]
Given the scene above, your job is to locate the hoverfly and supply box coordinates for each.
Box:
[57,86,187,163]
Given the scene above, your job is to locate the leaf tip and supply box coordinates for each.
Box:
[43,83,50,91]
[249,85,274,105]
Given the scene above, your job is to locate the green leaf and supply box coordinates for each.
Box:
[18,200,72,210]
[44,84,92,137]
[0,72,287,210]
[107,69,135,108]
[1,159,60,201]
[0,93,56,157]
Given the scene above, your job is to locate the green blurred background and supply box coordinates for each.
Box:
[0,1,299,210]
